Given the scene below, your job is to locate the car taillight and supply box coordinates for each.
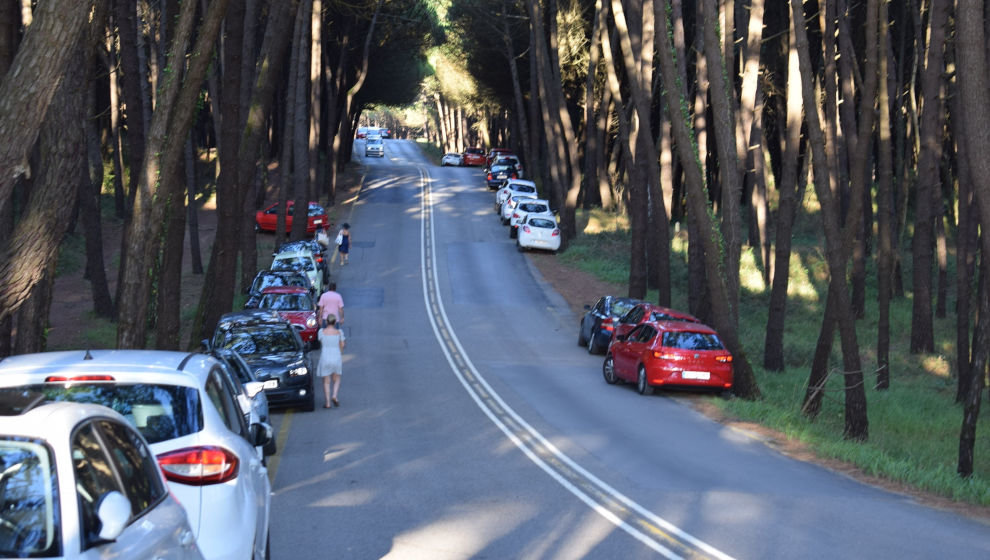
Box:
[654,352,686,360]
[157,446,239,486]
[552,229,560,237]
[523,225,531,233]
[487,173,493,180]
[45,375,115,382]
[511,173,518,179]
[715,355,733,363]
[602,318,614,331]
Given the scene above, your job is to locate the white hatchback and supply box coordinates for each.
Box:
[0,350,273,560]
[517,215,561,253]
[0,392,203,559]
[441,152,463,166]
[508,198,553,239]
[494,179,537,214]
[500,193,538,225]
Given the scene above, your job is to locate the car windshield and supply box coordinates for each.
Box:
[0,438,60,557]
[25,384,203,444]
[513,185,536,193]
[259,293,313,311]
[367,137,382,145]
[612,300,639,318]
[272,257,314,272]
[492,164,515,172]
[252,273,307,293]
[662,331,725,351]
[216,325,300,357]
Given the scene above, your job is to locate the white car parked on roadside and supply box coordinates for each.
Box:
[0,391,204,559]
[500,193,538,225]
[271,249,323,295]
[508,198,553,239]
[0,350,273,560]
[517,215,561,253]
[494,179,537,214]
[441,152,463,166]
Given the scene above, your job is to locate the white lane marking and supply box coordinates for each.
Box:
[416,167,734,560]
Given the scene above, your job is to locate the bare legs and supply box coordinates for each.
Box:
[331,373,341,406]
[322,376,332,408]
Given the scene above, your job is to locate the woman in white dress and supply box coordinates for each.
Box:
[317,315,346,408]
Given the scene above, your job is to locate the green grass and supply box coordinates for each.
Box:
[562,208,990,507]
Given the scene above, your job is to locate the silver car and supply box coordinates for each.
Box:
[0,390,203,559]
[0,350,273,560]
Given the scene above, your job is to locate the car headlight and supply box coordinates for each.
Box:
[306,316,317,329]
[288,361,308,376]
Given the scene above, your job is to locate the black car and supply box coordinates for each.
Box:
[244,269,316,308]
[486,163,519,189]
[208,309,316,412]
[578,296,642,355]
[276,239,329,285]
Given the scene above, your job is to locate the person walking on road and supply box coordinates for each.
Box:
[317,282,344,325]
[317,315,345,408]
[336,223,351,265]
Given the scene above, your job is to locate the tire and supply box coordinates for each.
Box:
[301,381,316,412]
[637,365,654,395]
[603,354,618,384]
[577,324,588,347]
[509,226,517,239]
[587,330,604,355]
[517,240,525,252]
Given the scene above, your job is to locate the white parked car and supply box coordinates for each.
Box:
[209,348,275,457]
[0,391,204,559]
[441,152,463,166]
[491,154,524,178]
[517,215,561,253]
[494,179,537,214]
[0,350,273,560]
[271,249,323,295]
[500,193,538,225]
[509,198,553,239]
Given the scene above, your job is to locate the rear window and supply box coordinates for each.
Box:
[528,218,556,229]
[259,293,313,311]
[307,204,326,217]
[24,384,202,444]
[0,438,60,557]
[662,331,725,351]
[520,203,548,213]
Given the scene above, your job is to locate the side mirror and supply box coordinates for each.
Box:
[96,491,131,541]
[583,304,591,311]
[243,381,265,399]
[250,422,273,451]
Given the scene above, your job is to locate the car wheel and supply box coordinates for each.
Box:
[500,216,508,225]
[577,324,588,347]
[302,383,316,412]
[637,365,654,395]
[603,354,618,384]
[517,240,525,252]
[587,331,604,355]
[509,226,517,239]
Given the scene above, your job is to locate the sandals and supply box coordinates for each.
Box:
[332,398,340,407]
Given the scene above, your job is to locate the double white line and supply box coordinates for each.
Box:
[417,167,734,560]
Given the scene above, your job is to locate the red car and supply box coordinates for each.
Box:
[603,321,733,394]
[255,201,328,234]
[610,302,701,344]
[462,147,487,166]
[256,286,319,343]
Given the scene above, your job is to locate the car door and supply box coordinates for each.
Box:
[615,305,645,340]
[610,323,641,379]
[74,419,197,560]
[205,370,270,559]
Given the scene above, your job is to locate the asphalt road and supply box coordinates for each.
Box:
[265,139,990,559]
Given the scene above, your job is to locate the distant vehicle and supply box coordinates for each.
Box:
[492,154,524,178]
[365,135,384,157]
[255,201,328,234]
[500,193,538,225]
[271,249,323,295]
[275,239,328,286]
[441,152,463,166]
[0,390,204,559]
[462,147,486,166]
[516,215,561,253]
[0,350,274,559]
[495,179,537,214]
[579,296,642,354]
[211,309,316,412]
[604,321,734,394]
[379,127,391,139]
[355,127,369,139]
[486,148,514,168]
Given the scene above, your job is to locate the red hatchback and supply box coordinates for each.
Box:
[462,147,486,166]
[603,321,733,395]
[611,302,701,344]
[256,286,319,343]
[255,201,328,234]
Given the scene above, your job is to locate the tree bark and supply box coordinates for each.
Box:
[875,0,894,390]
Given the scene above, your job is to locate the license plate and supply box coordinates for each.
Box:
[497,173,507,178]
[682,371,710,380]
[263,379,279,389]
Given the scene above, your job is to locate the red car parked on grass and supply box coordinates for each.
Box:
[256,286,319,344]
[255,201,328,234]
[603,321,733,395]
[610,302,701,344]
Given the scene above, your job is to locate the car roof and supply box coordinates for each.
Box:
[0,394,131,439]
[273,250,313,259]
[636,303,700,322]
[519,198,550,206]
[217,308,290,327]
[0,350,214,387]
[646,320,719,334]
[505,179,536,188]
